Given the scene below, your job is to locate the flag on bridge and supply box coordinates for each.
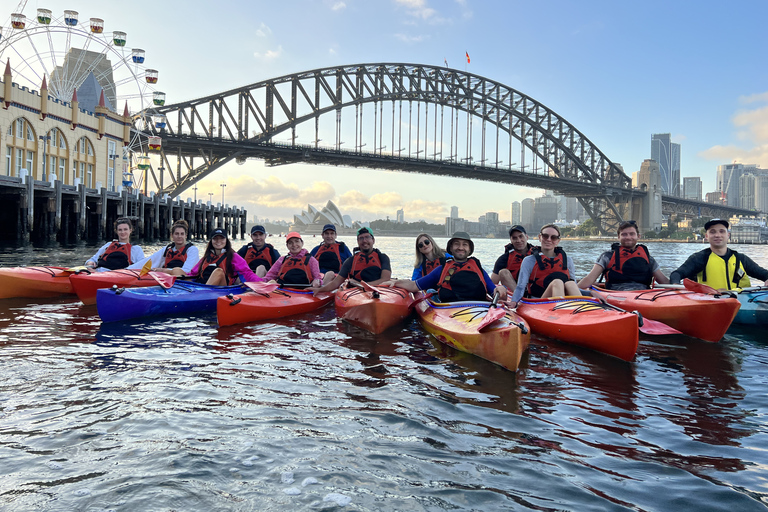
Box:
[466,52,470,64]
[444,58,448,67]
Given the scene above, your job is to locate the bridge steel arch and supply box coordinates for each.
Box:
[137,63,637,234]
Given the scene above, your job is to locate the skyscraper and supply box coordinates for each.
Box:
[511,202,521,225]
[521,198,535,231]
[450,206,459,219]
[717,163,760,208]
[683,177,702,201]
[651,133,681,196]
[396,208,404,223]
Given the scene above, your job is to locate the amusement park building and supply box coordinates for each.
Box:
[290,200,358,235]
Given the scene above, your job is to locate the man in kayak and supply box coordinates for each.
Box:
[387,231,507,302]
[236,225,280,277]
[577,220,670,290]
[491,225,537,290]
[265,232,325,288]
[309,223,353,282]
[670,219,768,289]
[313,227,392,292]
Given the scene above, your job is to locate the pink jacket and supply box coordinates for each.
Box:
[264,248,322,283]
[188,251,262,283]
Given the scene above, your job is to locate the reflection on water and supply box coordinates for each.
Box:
[1,239,767,510]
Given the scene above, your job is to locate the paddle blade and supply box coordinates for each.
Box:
[148,272,176,289]
[683,278,718,294]
[360,281,382,294]
[139,259,153,276]
[639,318,683,335]
[62,266,90,273]
[245,281,280,294]
[477,304,506,331]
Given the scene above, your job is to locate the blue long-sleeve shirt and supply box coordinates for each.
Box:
[414,261,496,295]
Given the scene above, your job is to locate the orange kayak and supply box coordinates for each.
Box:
[516,296,640,362]
[592,286,741,342]
[415,295,530,371]
[70,269,175,305]
[334,283,414,334]
[217,287,334,326]
[0,266,76,299]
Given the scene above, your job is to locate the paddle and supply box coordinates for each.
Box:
[148,272,176,289]
[139,259,153,276]
[62,266,90,274]
[683,278,718,295]
[477,291,506,331]
[245,281,280,294]
[589,289,683,335]
[360,281,383,295]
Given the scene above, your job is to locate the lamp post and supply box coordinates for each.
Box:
[39,134,51,181]
[220,182,226,205]
[193,185,198,203]
[208,192,214,204]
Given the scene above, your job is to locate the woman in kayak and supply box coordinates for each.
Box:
[411,234,451,279]
[128,219,199,276]
[186,228,261,286]
[85,217,145,272]
[508,224,580,307]
[264,232,326,287]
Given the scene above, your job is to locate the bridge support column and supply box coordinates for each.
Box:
[633,159,663,234]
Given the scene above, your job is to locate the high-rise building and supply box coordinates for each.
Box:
[396,208,404,223]
[717,163,762,208]
[683,177,702,201]
[533,195,558,230]
[651,133,681,196]
[450,206,459,219]
[521,198,535,231]
[755,175,768,213]
[511,202,521,225]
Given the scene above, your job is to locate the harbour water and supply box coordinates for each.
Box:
[1,237,767,511]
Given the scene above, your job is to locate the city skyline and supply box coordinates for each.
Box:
[9,1,765,223]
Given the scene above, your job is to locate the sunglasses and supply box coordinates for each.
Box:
[417,240,431,249]
[539,233,560,240]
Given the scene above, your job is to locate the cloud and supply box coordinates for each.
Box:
[331,1,346,11]
[395,0,437,20]
[700,93,768,168]
[254,45,283,60]
[739,91,768,104]
[255,23,272,38]
[394,33,428,44]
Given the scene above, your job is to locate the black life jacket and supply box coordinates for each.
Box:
[604,243,653,288]
[504,243,537,281]
[198,250,233,285]
[163,242,193,269]
[314,241,347,273]
[527,247,572,298]
[97,241,133,270]
[349,249,384,282]
[417,256,449,279]
[244,243,276,271]
[277,253,313,285]
[437,257,488,302]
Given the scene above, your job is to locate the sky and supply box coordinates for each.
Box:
[4,0,768,224]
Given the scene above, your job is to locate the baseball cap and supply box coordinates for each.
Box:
[210,227,227,238]
[286,231,302,241]
[357,227,374,237]
[704,219,729,230]
[508,225,526,236]
[251,225,266,234]
[322,223,336,233]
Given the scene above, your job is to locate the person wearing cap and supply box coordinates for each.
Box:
[237,225,280,277]
[411,233,451,280]
[313,227,392,293]
[577,220,669,290]
[491,225,538,290]
[388,231,506,302]
[508,224,580,307]
[187,227,262,286]
[670,219,768,289]
[264,232,326,287]
[309,224,353,280]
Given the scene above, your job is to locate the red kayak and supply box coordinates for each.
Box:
[217,287,334,326]
[334,282,414,334]
[592,286,741,342]
[70,269,176,305]
[0,266,77,299]
[516,296,640,362]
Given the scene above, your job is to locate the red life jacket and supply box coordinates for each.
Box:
[349,249,383,282]
[244,243,276,271]
[97,241,133,270]
[277,253,313,285]
[504,243,537,281]
[417,256,448,278]
[527,248,572,298]
[437,257,488,302]
[314,242,345,273]
[163,242,193,269]
[198,250,234,285]
[604,243,653,288]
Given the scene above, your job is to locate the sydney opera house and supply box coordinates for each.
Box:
[290,201,359,235]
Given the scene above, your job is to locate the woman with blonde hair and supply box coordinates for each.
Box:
[411,233,451,279]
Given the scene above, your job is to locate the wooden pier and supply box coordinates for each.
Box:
[0,175,247,244]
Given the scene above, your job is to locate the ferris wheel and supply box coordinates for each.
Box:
[0,6,167,188]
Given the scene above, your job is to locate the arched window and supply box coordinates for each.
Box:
[41,128,69,184]
[4,117,37,178]
[73,136,95,188]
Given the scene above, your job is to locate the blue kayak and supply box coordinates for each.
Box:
[97,281,247,323]
[734,289,768,326]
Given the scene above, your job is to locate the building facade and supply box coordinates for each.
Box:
[511,201,521,225]
[651,133,681,197]
[683,176,702,201]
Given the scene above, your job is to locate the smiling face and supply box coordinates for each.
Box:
[706,224,730,251]
[286,237,304,254]
[322,229,337,244]
[212,235,227,252]
[251,231,266,248]
[538,227,561,251]
[618,225,638,248]
[509,230,528,252]
[116,222,132,243]
[357,233,374,252]
[450,239,471,261]
[172,227,187,247]
[417,236,432,256]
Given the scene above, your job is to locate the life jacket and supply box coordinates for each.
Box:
[198,250,234,285]
[416,256,449,279]
[277,253,313,285]
[437,257,488,302]
[604,243,654,289]
[504,243,537,281]
[527,247,572,298]
[162,242,193,269]
[97,241,133,270]
[244,243,276,271]
[314,241,347,273]
[349,249,384,282]
[697,248,751,290]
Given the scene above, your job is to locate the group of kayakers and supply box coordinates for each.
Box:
[85,216,768,304]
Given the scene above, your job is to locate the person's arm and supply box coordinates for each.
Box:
[740,254,768,284]
[263,255,286,282]
[85,242,110,267]
[411,264,443,291]
[127,248,164,270]
[411,266,422,280]
[131,245,145,264]
[315,257,352,293]
[180,246,200,274]
[509,256,535,305]
[367,254,392,286]
[567,256,578,282]
[482,268,507,301]
[307,256,323,286]
[233,253,263,283]
[669,251,707,284]
[490,252,508,284]
[578,264,605,289]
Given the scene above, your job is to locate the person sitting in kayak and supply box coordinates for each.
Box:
[186,227,262,286]
[313,227,392,293]
[309,223,353,282]
[236,225,280,277]
[490,225,538,290]
[508,224,580,308]
[128,219,199,276]
[577,220,670,290]
[387,231,507,302]
[670,219,768,290]
[265,232,329,288]
[411,233,451,279]
[85,217,145,272]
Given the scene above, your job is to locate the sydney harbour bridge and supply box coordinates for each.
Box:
[134,63,753,235]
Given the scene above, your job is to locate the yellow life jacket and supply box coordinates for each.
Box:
[696,249,751,290]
